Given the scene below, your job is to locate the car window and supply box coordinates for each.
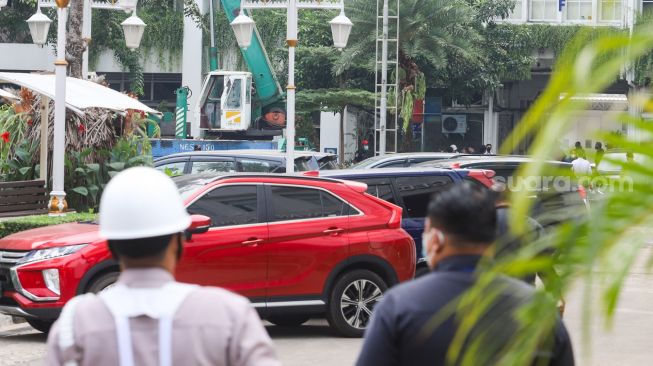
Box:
[156,161,186,177]
[378,160,406,168]
[225,78,242,109]
[238,158,279,172]
[395,175,453,218]
[187,185,258,227]
[365,184,397,205]
[191,161,236,174]
[269,186,352,222]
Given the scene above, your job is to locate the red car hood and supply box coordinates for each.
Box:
[0,223,102,251]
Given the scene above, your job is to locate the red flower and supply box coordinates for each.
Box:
[27,118,33,126]
[1,132,9,143]
[77,124,85,133]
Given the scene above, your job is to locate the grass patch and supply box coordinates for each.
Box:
[0,213,97,239]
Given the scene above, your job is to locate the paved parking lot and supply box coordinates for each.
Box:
[2,245,652,366]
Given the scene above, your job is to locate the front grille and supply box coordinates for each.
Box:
[0,250,29,267]
[0,251,29,294]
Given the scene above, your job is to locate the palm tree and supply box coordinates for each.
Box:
[335,0,481,151]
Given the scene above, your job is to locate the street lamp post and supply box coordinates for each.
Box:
[27,1,145,215]
[38,0,143,79]
[231,0,352,173]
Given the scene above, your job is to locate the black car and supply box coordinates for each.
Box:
[418,156,586,227]
[154,150,337,176]
[318,167,494,276]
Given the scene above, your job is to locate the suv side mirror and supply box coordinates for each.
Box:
[187,214,211,234]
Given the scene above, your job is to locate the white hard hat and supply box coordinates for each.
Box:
[99,167,191,240]
[450,144,457,150]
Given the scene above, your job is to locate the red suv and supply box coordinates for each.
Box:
[0,174,415,337]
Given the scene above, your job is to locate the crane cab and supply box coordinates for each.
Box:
[197,71,252,132]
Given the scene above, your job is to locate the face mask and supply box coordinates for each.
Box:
[421,230,433,259]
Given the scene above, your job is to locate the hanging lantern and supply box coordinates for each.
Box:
[118,0,138,12]
[26,9,52,46]
[230,13,255,50]
[121,13,146,50]
[0,0,9,9]
[329,10,353,50]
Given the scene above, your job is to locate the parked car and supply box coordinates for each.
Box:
[317,168,495,276]
[418,156,587,226]
[0,174,414,337]
[351,152,460,169]
[153,150,336,176]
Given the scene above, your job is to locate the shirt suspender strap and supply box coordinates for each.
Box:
[115,315,136,366]
[58,294,94,366]
[158,316,174,366]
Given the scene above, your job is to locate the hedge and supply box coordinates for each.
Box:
[0,213,97,239]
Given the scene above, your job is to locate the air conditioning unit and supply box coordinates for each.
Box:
[442,115,467,134]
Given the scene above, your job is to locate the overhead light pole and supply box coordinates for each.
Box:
[37,0,145,79]
[27,0,145,215]
[230,0,352,173]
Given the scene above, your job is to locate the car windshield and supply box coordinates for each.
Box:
[351,156,386,169]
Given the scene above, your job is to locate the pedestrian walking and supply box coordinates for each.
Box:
[594,142,605,166]
[46,167,280,366]
[355,183,574,366]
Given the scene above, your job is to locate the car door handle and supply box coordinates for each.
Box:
[242,238,264,246]
[323,227,344,235]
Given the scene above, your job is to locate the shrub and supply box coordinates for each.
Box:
[0,213,97,239]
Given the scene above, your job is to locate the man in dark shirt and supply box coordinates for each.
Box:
[355,183,574,366]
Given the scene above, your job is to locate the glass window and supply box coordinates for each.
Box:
[246,76,252,104]
[395,176,453,218]
[156,162,186,177]
[508,0,523,19]
[321,191,351,217]
[600,0,623,20]
[378,160,407,168]
[566,0,593,20]
[269,186,352,221]
[238,159,279,172]
[644,0,653,16]
[366,184,397,205]
[187,185,258,227]
[270,186,323,221]
[226,78,242,109]
[191,161,236,174]
[530,0,558,20]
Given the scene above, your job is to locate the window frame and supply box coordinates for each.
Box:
[154,157,190,175]
[598,0,623,21]
[185,183,266,229]
[264,183,363,224]
[529,0,560,21]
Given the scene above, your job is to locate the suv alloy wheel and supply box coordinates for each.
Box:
[327,269,387,337]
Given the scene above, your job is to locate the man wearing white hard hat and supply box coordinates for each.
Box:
[46,167,280,366]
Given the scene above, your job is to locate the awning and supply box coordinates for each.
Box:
[561,93,628,111]
[0,88,18,101]
[0,72,160,115]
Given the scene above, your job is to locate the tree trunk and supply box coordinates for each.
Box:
[398,50,420,153]
[66,0,86,79]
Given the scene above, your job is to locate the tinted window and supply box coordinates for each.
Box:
[378,160,407,168]
[238,159,280,172]
[365,184,396,205]
[395,176,453,218]
[270,186,352,221]
[156,162,186,177]
[191,161,236,174]
[187,185,258,227]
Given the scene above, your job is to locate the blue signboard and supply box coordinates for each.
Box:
[150,139,277,159]
[559,0,566,11]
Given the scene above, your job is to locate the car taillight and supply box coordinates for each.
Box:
[482,169,495,179]
[388,207,402,229]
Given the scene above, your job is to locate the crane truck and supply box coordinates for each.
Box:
[193,0,286,140]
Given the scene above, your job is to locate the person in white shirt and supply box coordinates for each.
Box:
[571,154,592,177]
